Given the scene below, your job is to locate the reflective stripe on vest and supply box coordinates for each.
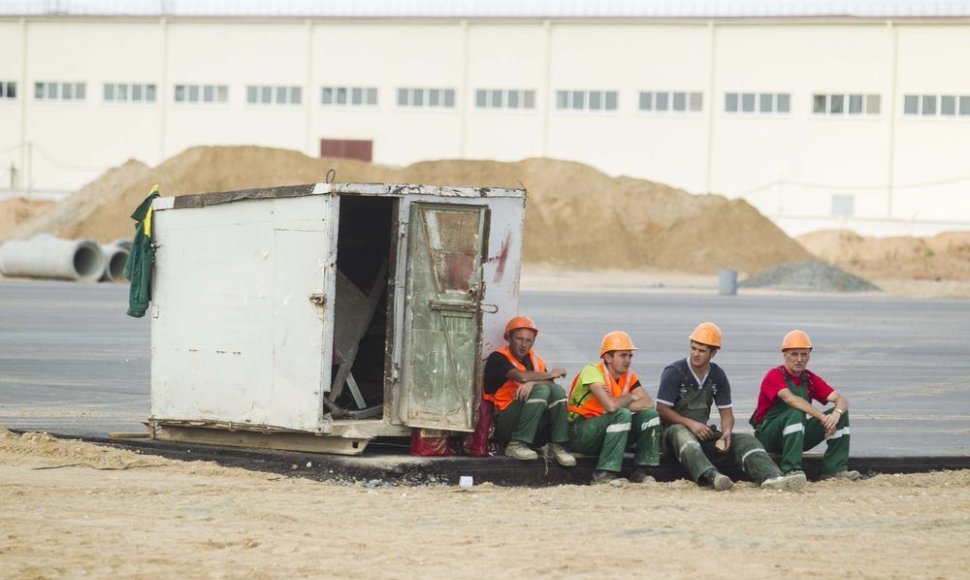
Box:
[483,346,548,411]
[567,362,638,419]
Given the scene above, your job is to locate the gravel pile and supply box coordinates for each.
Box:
[740,260,880,292]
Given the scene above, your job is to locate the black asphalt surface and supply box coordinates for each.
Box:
[1,280,968,460]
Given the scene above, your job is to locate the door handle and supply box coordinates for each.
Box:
[429,299,478,313]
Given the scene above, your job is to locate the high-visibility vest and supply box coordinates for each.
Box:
[568,362,639,419]
[483,346,548,411]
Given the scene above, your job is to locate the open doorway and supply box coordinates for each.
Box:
[327,195,396,419]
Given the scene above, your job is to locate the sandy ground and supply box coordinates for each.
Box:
[1,429,968,578]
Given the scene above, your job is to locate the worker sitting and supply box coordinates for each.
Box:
[657,322,806,491]
[567,331,660,485]
[483,316,576,466]
[750,330,860,481]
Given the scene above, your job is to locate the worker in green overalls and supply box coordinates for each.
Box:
[657,323,806,491]
[750,330,860,481]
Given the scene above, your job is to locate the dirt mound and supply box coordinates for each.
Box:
[1,160,152,243]
[3,146,812,275]
[0,197,56,239]
[798,229,970,282]
[740,260,879,292]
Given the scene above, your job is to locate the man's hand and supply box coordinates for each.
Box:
[515,381,535,402]
[550,367,567,380]
[715,432,732,452]
[821,413,839,437]
[687,420,714,440]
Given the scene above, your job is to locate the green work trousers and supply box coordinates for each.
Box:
[494,383,570,446]
[568,408,661,473]
[663,425,781,484]
[754,407,851,475]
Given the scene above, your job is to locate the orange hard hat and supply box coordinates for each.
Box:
[781,330,813,351]
[600,330,638,357]
[505,316,539,338]
[689,322,722,348]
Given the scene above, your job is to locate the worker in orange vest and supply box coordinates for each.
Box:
[656,322,806,491]
[751,330,859,481]
[483,316,576,466]
[567,331,661,485]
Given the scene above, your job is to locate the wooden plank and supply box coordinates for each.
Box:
[155,425,369,456]
[108,432,150,439]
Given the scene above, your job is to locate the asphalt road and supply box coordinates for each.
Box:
[1,280,968,457]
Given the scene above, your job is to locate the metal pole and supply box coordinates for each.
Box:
[19,17,28,193]
[886,20,898,220]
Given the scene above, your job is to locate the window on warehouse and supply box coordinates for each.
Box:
[246,85,302,105]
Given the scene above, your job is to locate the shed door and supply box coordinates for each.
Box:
[400,203,488,431]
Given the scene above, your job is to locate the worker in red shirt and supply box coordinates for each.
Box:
[750,330,860,480]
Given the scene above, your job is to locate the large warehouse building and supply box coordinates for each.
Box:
[1,0,969,236]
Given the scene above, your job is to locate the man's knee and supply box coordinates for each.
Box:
[664,424,696,447]
[528,383,552,400]
[780,406,807,423]
[732,432,765,452]
[609,408,633,423]
[666,424,692,438]
[546,383,566,400]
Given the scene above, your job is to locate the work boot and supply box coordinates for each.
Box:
[591,470,618,485]
[629,467,656,484]
[761,471,807,491]
[700,468,734,491]
[548,443,576,467]
[504,440,538,461]
[821,470,862,481]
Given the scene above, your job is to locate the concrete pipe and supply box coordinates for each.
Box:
[0,236,105,283]
[111,238,133,251]
[99,243,130,283]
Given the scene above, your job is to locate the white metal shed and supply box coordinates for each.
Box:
[146,181,526,454]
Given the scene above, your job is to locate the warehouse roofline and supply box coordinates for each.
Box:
[2,0,970,19]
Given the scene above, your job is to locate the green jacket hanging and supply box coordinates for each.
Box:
[123,185,160,318]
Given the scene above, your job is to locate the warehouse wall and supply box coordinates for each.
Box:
[1,16,968,236]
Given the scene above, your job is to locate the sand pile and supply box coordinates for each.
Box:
[740,260,880,292]
[799,229,970,282]
[1,146,812,275]
[0,197,55,237]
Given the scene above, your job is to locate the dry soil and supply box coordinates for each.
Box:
[1,428,968,578]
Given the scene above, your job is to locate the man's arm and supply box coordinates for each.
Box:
[589,383,634,413]
[716,407,734,451]
[507,367,567,383]
[656,404,716,440]
[628,385,655,411]
[777,388,830,428]
[821,391,849,434]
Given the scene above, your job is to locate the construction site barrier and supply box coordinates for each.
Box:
[0,235,105,283]
[99,243,130,283]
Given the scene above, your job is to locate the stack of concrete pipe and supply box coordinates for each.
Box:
[0,235,132,283]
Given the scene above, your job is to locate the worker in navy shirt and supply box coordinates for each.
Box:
[657,323,805,491]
